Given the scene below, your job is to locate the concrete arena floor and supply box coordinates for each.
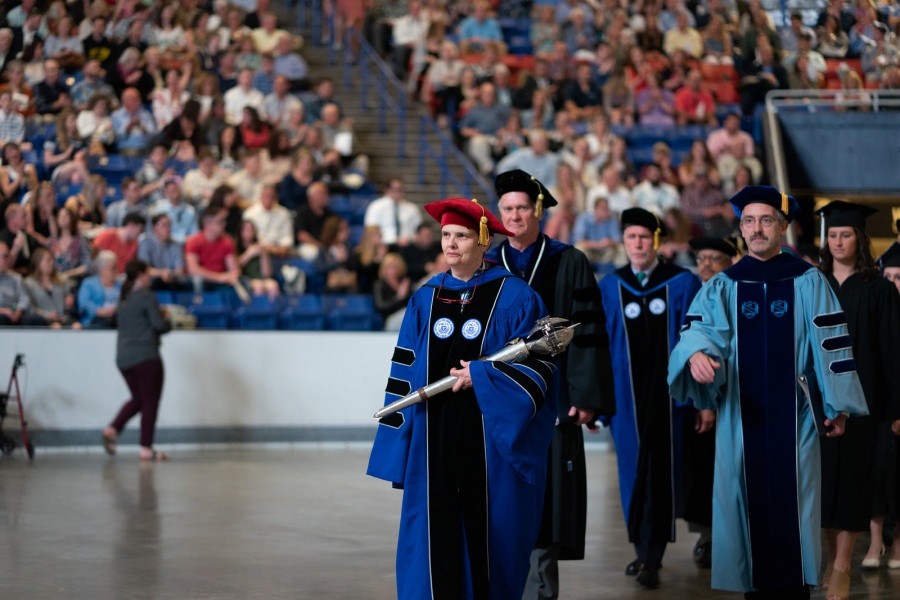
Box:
[1,445,898,599]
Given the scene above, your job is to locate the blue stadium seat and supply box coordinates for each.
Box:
[103,185,123,206]
[54,182,83,204]
[324,294,378,331]
[232,295,282,330]
[179,291,233,329]
[154,291,176,305]
[166,159,198,176]
[279,294,326,330]
[627,147,656,168]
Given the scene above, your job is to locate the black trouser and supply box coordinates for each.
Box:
[744,586,810,599]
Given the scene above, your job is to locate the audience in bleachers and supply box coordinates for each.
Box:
[1,0,897,331]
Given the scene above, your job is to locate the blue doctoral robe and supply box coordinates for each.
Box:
[668,253,869,593]
[367,265,559,600]
[597,260,701,545]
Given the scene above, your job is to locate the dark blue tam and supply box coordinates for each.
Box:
[729,186,801,223]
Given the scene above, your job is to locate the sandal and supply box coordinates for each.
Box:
[102,431,117,456]
[826,568,850,600]
[139,450,170,462]
[821,563,833,590]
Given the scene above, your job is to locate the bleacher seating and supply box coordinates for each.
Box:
[232,295,282,330]
[180,291,233,329]
[324,294,379,331]
[279,294,327,330]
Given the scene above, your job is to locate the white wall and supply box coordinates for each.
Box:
[0,330,397,436]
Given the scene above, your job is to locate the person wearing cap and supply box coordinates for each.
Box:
[668,186,868,598]
[690,236,737,284]
[678,236,738,568]
[596,207,701,589]
[367,197,559,600]
[487,169,616,598]
[816,201,900,595]
[880,228,900,293]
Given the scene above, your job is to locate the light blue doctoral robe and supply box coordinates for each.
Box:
[668,253,868,593]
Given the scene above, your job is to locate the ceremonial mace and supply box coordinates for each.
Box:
[374,317,578,419]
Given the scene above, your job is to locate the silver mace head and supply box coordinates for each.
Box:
[525,317,578,356]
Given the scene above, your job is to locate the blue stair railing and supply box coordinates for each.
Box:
[418,117,495,207]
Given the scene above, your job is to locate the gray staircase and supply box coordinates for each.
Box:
[304,44,494,208]
[274,3,493,208]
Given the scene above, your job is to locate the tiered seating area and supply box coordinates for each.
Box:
[156,289,381,331]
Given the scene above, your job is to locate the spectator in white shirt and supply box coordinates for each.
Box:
[181,148,226,207]
[585,163,635,216]
[223,68,266,126]
[263,76,302,130]
[242,184,294,257]
[391,1,428,81]
[632,163,681,216]
[363,178,423,247]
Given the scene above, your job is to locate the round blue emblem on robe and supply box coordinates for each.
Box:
[433,317,454,339]
[625,302,641,319]
[649,298,666,315]
[461,319,482,339]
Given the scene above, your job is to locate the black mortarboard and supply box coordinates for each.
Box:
[621,208,667,250]
[878,242,900,269]
[689,236,738,257]
[495,169,557,219]
[729,185,801,223]
[817,200,878,231]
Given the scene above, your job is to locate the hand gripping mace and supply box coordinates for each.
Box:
[373,317,578,419]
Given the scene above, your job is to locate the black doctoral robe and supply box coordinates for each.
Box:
[488,234,616,559]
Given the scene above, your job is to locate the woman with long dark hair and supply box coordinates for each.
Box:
[817,201,900,600]
[101,260,172,462]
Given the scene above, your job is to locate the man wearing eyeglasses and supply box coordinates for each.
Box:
[668,186,868,599]
[368,197,559,600]
[597,207,702,590]
[487,169,615,600]
[679,236,738,570]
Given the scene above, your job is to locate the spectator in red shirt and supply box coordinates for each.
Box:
[92,213,146,273]
[674,69,717,125]
[184,205,241,291]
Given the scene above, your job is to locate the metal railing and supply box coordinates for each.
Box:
[418,117,496,206]
[765,89,900,113]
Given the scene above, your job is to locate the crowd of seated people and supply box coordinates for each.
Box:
[350,0,898,271]
[0,0,423,330]
[362,0,899,162]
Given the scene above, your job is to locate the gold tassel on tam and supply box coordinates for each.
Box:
[478,216,490,246]
[781,193,788,216]
[531,176,544,219]
[653,214,661,250]
[471,198,490,246]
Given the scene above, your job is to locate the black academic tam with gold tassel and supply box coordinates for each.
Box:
[495,169,558,220]
[621,207,667,250]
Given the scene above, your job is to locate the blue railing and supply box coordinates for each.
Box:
[418,117,496,207]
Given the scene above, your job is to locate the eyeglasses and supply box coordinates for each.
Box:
[740,216,779,228]
[435,270,480,306]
